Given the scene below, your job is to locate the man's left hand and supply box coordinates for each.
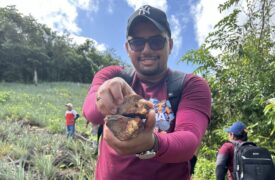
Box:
[103,109,156,155]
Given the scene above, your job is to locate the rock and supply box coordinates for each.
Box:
[105,94,153,141]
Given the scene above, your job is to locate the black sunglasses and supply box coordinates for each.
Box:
[128,35,167,52]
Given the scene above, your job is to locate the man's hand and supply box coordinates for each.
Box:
[74,114,80,121]
[96,77,136,115]
[103,110,156,155]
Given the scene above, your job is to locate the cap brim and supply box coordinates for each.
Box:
[127,15,165,36]
[224,128,231,132]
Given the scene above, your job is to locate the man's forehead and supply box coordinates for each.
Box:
[128,19,168,37]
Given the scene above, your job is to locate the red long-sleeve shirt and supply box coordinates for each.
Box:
[82,65,211,180]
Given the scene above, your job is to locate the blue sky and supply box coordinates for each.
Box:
[0,0,231,73]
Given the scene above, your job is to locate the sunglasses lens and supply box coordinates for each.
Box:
[128,35,166,52]
[128,38,145,52]
[148,36,166,50]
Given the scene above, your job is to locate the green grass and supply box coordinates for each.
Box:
[0,82,97,179]
[0,82,89,132]
[0,82,223,180]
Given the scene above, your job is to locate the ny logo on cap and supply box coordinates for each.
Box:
[138,5,151,15]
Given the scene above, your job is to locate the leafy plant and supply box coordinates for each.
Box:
[0,82,97,179]
[0,91,11,104]
[34,154,57,179]
[180,0,275,178]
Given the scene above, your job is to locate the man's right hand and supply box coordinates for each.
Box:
[95,77,136,115]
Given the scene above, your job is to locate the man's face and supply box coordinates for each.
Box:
[125,21,173,77]
[228,133,234,140]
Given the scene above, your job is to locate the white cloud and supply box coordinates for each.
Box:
[191,0,228,46]
[0,0,106,51]
[1,0,78,33]
[125,0,167,11]
[190,1,275,58]
[191,0,250,46]
[69,34,107,52]
[0,0,101,34]
[170,15,182,57]
[107,0,115,14]
[71,0,93,10]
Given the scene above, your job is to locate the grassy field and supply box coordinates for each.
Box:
[0,82,220,180]
[0,82,98,179]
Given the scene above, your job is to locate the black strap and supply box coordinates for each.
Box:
[117,66,135,84]
[166,70,186,113]
[229,140,256,149]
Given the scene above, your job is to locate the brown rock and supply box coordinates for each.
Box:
[105,94,153,141]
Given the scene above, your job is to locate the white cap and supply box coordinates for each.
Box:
[65,103,73,108]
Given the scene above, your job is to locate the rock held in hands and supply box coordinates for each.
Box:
[105,94,153,141]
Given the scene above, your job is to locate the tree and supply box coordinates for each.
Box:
[0,6,49,82]
[0,6,122,83]
[181,0,275,150]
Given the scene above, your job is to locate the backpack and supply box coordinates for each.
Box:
[230,141,275,180]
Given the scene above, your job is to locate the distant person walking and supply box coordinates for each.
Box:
[65,103,79,138]
[216,121,247,180]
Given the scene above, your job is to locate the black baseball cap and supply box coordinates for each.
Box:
[127,5,171,37]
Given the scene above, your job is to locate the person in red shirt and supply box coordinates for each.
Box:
[65,103,79,138]
[82,5,211,180]
[215,121,248,180]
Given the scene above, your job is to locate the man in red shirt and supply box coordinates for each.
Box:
[83,5,211,180]
[65,103,79,138]
[216,121,248,180]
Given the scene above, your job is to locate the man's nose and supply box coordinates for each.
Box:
[142,42,153,53]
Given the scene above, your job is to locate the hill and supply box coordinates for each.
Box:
[0,82,98,179]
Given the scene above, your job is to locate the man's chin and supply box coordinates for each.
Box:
[139,68,160,76]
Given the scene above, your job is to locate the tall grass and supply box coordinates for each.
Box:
[0,82,89,133]
[0,82,97,179]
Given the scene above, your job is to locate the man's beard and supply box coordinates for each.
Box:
[139,66,161,76]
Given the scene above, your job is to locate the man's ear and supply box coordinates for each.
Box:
[125,41,129,52]
[168,38,173,54]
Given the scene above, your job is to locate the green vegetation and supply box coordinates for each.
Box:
[0,83,97,179]
[0,5,122,83]
[0,0,274,179]
[0,82,89,133]
[181,0,275,179]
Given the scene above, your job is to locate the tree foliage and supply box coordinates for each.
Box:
[181,0,275,150]
[0,6,121,83]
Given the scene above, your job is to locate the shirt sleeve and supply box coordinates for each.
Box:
[216,143,231,180]
[71,110,77,117]
[82,65,123,125]
[155,75,211,162]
